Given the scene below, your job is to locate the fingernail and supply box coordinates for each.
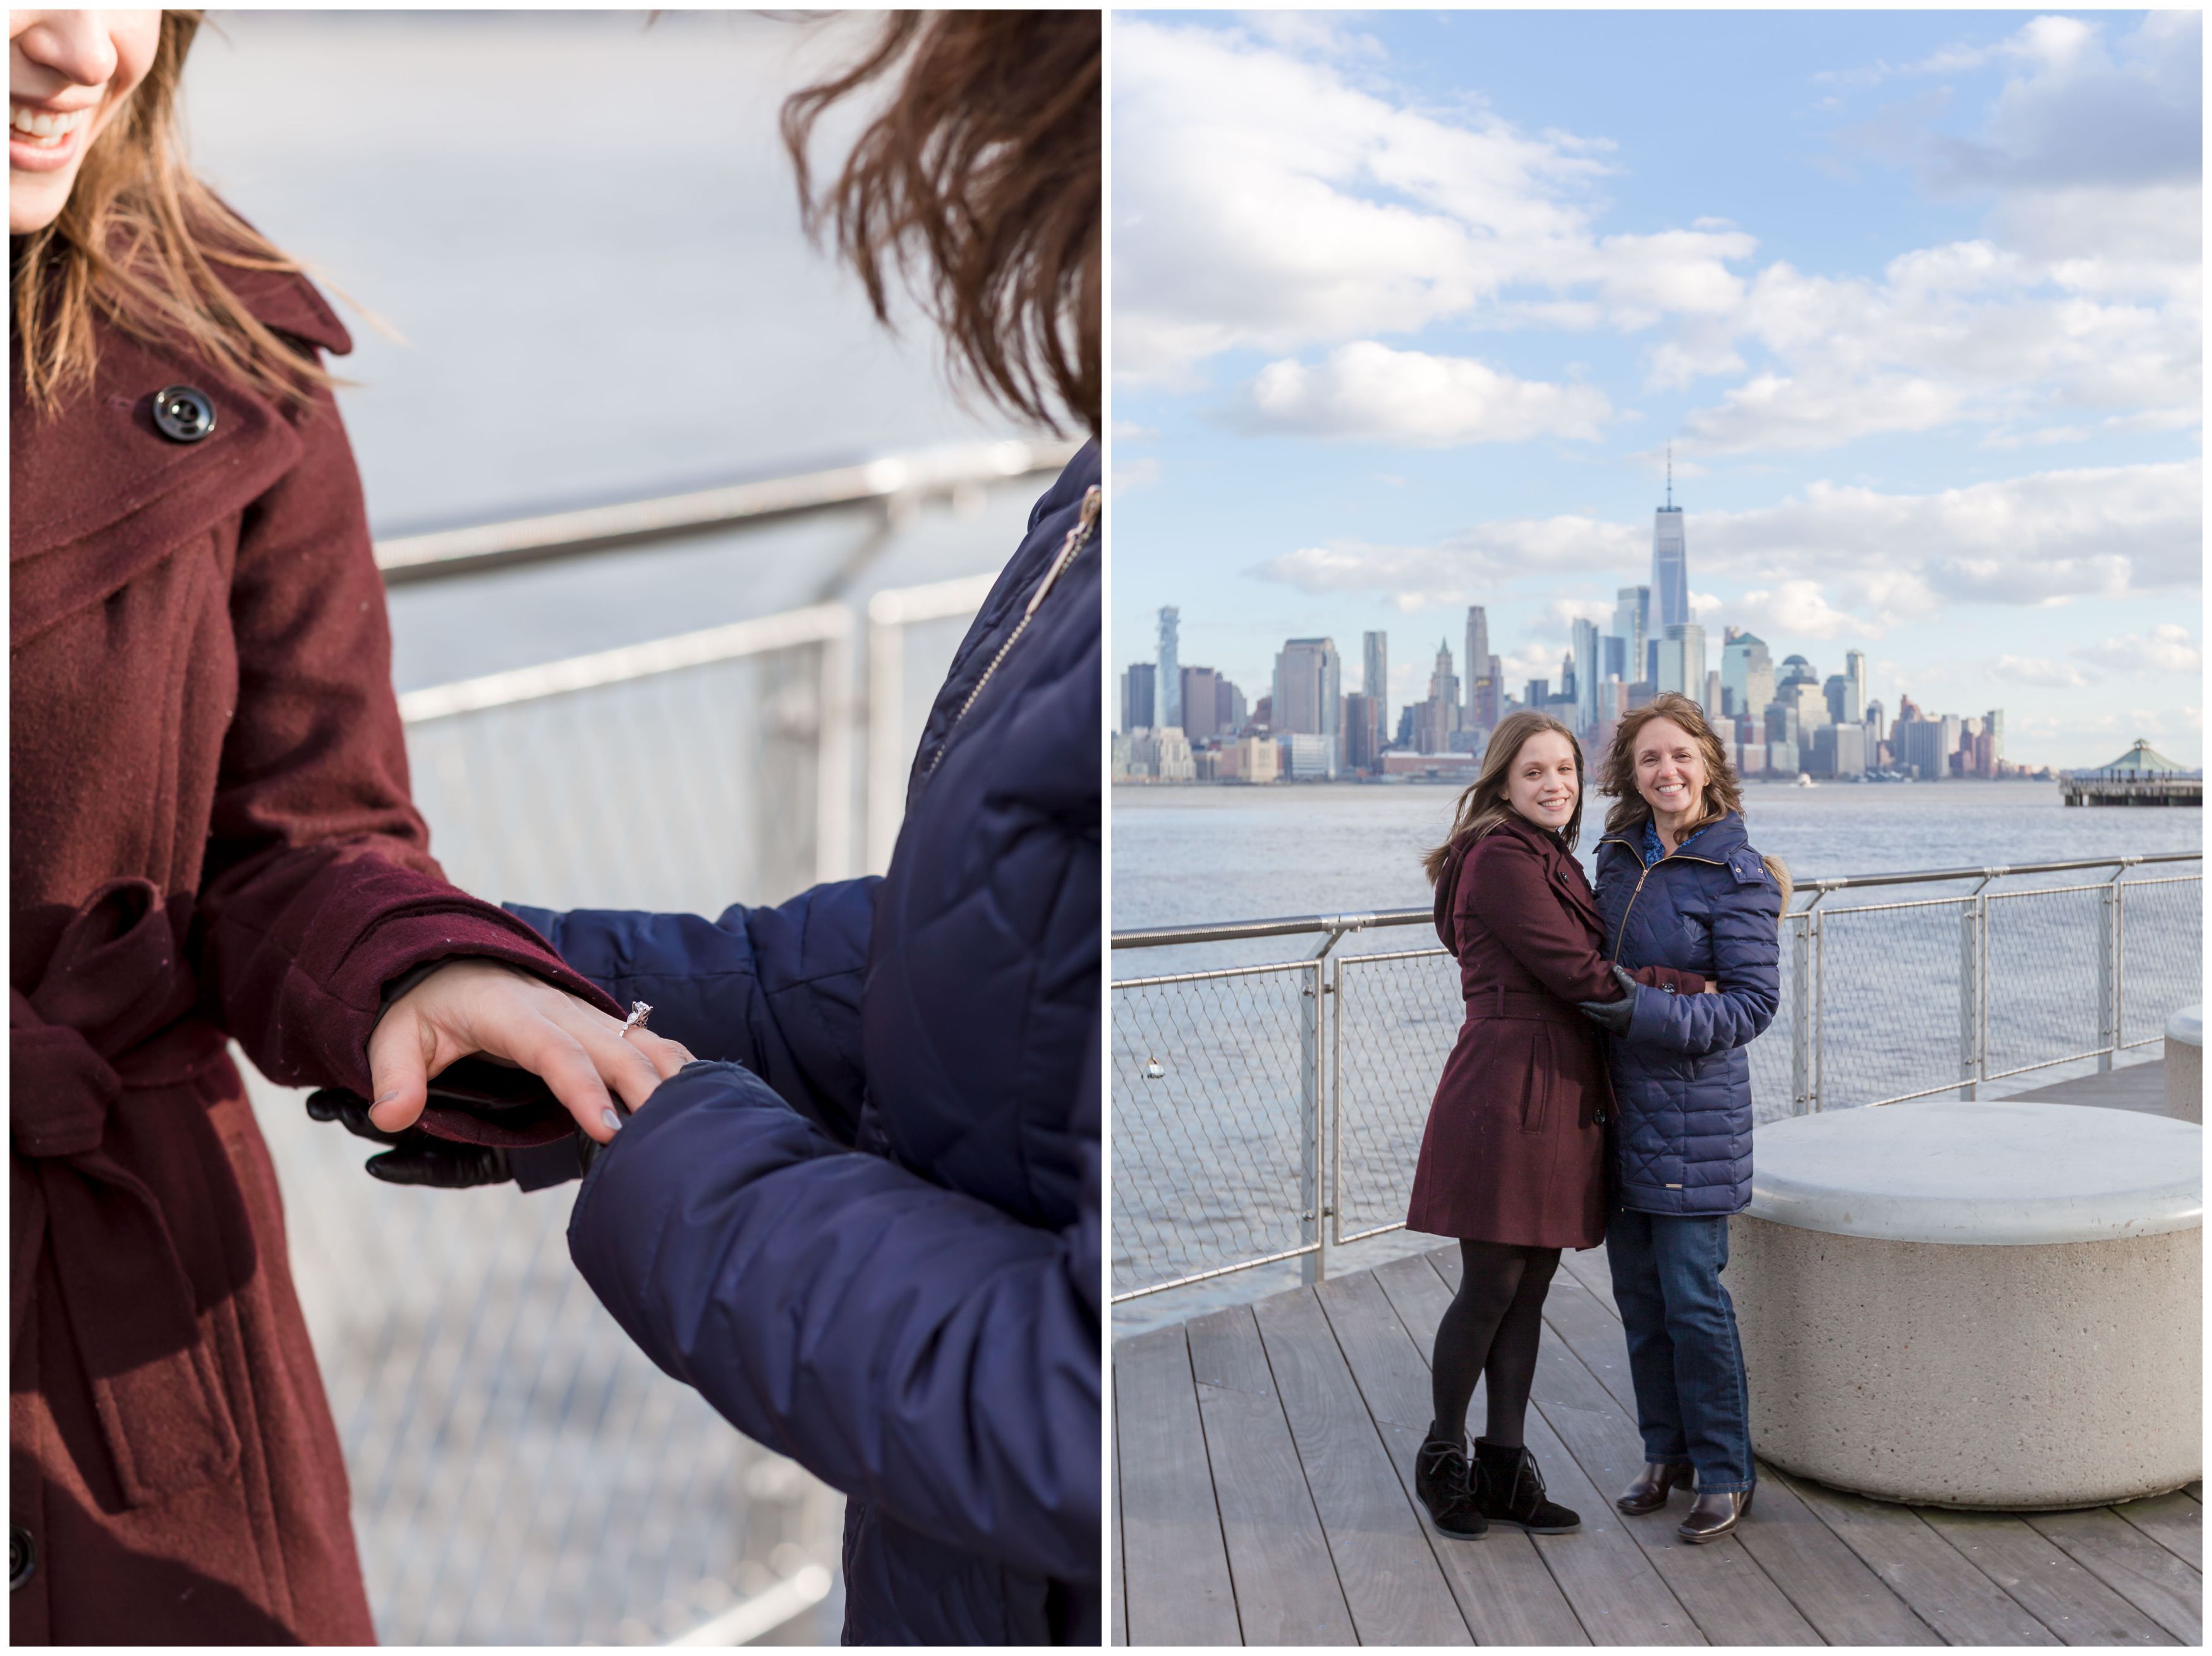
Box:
[602,1110,623,1135]
[374,1091,399,1106]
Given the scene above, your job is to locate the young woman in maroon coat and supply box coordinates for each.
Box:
[8,13,683,1641]
[1404,711,1701,1540]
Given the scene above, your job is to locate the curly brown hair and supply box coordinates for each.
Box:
[782,11,1101,438]
[1598,692,1745,840]
[11,11,332,413]
[1421,710,1588,884]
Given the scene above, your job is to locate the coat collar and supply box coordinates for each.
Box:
[9,268,348,648]
[1436,811,1603,950]
[1602,807,1751,866]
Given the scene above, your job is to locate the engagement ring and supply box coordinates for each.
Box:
[623,1001,653,1034]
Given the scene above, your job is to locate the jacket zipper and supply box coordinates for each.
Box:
[1599,833,1727,962]
[923,483,1100,778]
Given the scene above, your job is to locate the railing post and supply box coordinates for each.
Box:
[1790,910,1816,1113]
[2112,875,2127,1059]
[2097,873,2121,1071]
[1959,892,1984,1100]
[1300,960,1325,1286]
[1329,957,1345,1255]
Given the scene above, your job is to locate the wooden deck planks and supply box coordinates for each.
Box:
[1115,1326,1241,1647]
[2112,1489,2204,1572]
[1781,1470,2063,1645]
[1343,1259,1594,1647]
[1183,1307,1358,1647]
[1389,1253,1708,1646]
[1112,1242,2201,1648]
[1920,1508,2177,1645]
[1249,1286,1474,1645]
[1514,1285,1824,1644]
[1536,1266,1940,1646]
[2026,1508,2204,1645]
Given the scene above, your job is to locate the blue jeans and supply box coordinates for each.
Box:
[1604,1207,1755,1494]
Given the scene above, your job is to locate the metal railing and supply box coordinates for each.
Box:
[254,444,1066,1643]
[1110,854,2201,1305]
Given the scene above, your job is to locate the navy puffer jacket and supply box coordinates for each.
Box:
[1591,810,1782,1216]
[514,445,1100,1644]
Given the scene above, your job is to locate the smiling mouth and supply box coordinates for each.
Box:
[10,103,94,148]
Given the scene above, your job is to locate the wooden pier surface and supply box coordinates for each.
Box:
[1112,1241,2201,1646]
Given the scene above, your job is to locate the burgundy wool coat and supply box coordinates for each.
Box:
[1405,814,1698,1248]
[9,265,618,1643]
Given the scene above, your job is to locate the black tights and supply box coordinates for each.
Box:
[1428,1240,1561,1450]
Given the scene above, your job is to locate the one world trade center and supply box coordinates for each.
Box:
[1653,447,1689,634]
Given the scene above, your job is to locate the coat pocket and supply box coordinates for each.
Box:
[1519,1025,1554,1133]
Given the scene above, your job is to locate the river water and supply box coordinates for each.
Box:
[1110,782,2201,1338]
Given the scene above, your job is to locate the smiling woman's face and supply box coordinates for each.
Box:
[9,9,160,234]
[1634,716,1710,826]
[1505,729,1579,833]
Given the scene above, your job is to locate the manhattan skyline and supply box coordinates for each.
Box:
[1110,10,2201,770]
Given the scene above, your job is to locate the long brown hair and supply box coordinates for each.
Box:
[782,11,1100,438]
[1421,710,1588,885]
[11,12,332,413]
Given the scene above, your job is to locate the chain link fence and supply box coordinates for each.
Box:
[1110,857,2201,1307]
[1109,963,1320,1301]
[246,449,1065,1644]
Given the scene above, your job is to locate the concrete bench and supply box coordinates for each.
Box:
[2168,1004,2202,1122]
[1731,1101,2201,1509]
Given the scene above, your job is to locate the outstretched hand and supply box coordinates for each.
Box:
[1577,962,1641,1036]
[367,960,696,1146]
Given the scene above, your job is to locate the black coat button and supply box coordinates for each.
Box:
[151,385,216,443]
[9,1525,32,1592]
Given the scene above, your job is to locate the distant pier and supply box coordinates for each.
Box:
[2063,739,2203,807]
[2063,775,2202,807]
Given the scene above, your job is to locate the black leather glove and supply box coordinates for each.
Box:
[306,1088,516,1188]
[1577,963,1641,1036]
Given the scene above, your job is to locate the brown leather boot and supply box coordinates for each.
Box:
[1615,1461,1694,1515]
[1677,1481,1755,1543]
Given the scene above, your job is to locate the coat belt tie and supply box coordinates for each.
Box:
[10,878,242,1507]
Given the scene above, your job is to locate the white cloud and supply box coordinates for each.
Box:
[1112,18,1754,382]
[1119,15,2199,460]
[1227,341,1613,445]
[1991,654,2094,688]
[1112,456,1162,495]
[2075,624,2203,675]
[1734,581,1868,641]
[1256,459,2201,629]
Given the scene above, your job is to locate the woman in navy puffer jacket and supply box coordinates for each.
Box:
[365,16,1103,1641]
[1579,693,1786,1547]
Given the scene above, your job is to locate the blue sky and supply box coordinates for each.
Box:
[1110,9,2201,767]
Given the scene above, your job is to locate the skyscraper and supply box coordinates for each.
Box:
[1653,451,1689,632]
[1363,631,1389,756]
[1420,639,1461,754]
[1157,607,1182,729]
[1656,622,1705,699]
[1272,638,1342,773]
[1844,650,1868,724]
[1721,628,1775,725]
[1464,607,1488,727]
[1121,663,1155,733]
[1571,617,1601,733]
[1181,666,1222,742]
[1613,585,1650,688]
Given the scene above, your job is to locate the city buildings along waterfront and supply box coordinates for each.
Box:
[1115,473,2077,790]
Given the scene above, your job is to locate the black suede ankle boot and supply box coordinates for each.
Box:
[1473,1438,1581,1533]
[1414,1434,1487,1538]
